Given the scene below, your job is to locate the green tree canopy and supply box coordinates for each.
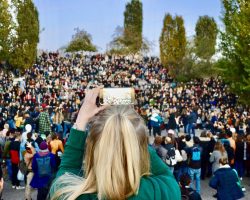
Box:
[218,0,250,105]
[66,28,97,52]
[9,0,39,70]
[123,0,143,53]
[0,0,13,63]
[159,14,186,76]
[194,15,218,61]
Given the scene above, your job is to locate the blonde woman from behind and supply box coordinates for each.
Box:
[49,87,181,200]
[209,141,228,173]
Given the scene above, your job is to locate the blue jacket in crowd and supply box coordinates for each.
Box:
[188,111,197,124]
[209,166,244,200]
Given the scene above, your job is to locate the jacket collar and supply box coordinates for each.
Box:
[219,164,230,169]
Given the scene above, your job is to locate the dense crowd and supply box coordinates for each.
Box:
[0,52,249,199]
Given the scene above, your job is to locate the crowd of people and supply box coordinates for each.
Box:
[0,52,249,199]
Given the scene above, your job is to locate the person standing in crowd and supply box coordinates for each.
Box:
[150,110,163,137]
[24,142,35,200]
[9,132,24,189]
[187,136,202,194]
[199,131,211,180]
[206,132,215,177]
[147,108,152,136]
[49,133,64,169]
[167,110,177,133]
[23,113,34,128]
[225,138,236,164]
[31,107,40,132]
[245,134,250,177]
[30,141,56,200]
[20,125,39,161]
[209,157,244,200]
[180,109,189,133]
[39,106,51,135]
[14,112,24,131]
[151,136,167,161]
[164,136,178,173]
[209,141,228,174]
[167,129,179,149]
[226,130,236,166]
[187,108,197,136]
[3,130,14,181]
[234,135,245,180]
[176,134,189,181]
[52,107,64,134]
[49,88,181,200]
[62,106,73,138]
[179,173,202,200]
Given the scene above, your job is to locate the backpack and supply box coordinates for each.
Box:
[191,147,201,161]
[181,192,194,200]
[167,146,176,158]
[166,145,176,166]
[36,155,52,177]
[181,189,200,200]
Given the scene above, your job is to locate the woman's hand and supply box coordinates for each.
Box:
[75,87,107,131]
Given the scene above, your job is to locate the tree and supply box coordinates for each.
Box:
[160,14,174,67]
[123,0,143,53]
[141,37,155,54]
[0,0,12,63]
[174,16,186,68]
[108,26,153,55]
[159,14,186,76]
[218,0,250,105]
[194,16,218,61]
[66,28,97,52]
[107,26,128,55]
[9,0,39,70]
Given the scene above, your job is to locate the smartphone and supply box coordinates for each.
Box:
[99,88,135,105]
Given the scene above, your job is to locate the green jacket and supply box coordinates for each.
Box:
[54,128,181,200]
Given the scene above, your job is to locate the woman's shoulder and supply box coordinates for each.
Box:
[214,167,233,175]
[136,175,181,200]
[213,150,221,155]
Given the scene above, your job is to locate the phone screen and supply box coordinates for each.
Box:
[99,88,135,105]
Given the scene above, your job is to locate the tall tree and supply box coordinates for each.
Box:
[124,0,143,53]
[218,0,250,105]
[66,28,97,52]
[160,14,174,67]
[10,0,39,70]
[174,16,186,67]
[159,14,186,76]
[0,0,12,63]
[194,16,218,61]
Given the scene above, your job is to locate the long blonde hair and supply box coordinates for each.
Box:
[50,105,150,200]
[214,141,226,154]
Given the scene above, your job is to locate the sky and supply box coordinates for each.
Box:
[34,0,222,55]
